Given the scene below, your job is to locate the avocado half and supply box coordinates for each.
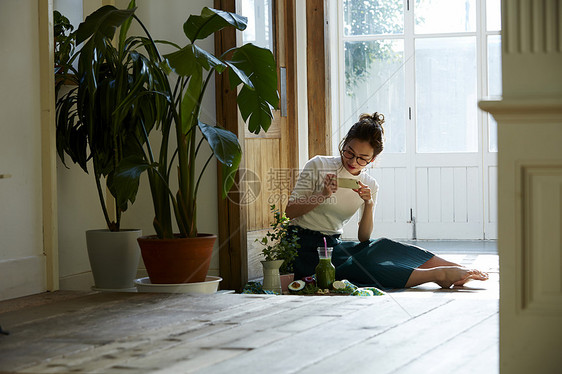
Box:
[288,280,306,292]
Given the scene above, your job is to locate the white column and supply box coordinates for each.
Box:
[479,1,562,372]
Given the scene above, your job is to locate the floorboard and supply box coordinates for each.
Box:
[395,313,499,374]
[0,253,499,374]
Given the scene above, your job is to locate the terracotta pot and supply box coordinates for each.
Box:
[137,234,216,284]
[280,273,295,293]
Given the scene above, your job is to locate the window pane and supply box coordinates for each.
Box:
[343,0,403,36]
[486,0,501,31]
[488,35,501,152]
[415,0,476,34]
[487,35,502,96]
[415,37,477,153]
[240,0,274,52]
[489,115,498,152]
[343,40,406,153]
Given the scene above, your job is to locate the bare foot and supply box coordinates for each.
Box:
[452,269,489,287]
[435,267,488,289]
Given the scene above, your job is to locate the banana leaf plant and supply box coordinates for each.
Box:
[54,3,164,231]
[107,5,279,239]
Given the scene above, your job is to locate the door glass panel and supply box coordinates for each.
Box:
[488,115,498,152]
[486,0,501,31]
[239,0,274,52]
[488,35,502,152]
[343,40,406,153]
[415,37,477,153]
[415,0,476,34]
[487,35,502,96]
[343,0,403,36]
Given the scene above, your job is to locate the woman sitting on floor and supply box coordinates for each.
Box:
[285,112,489,289]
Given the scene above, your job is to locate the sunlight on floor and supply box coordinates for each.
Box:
[394,252,500,302]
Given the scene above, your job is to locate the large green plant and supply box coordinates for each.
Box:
[104,5,279,239]
[54,3,163,231]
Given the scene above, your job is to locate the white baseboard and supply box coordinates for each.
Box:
[58,271,95,291]
[0,255,46,301]
[59,268,150,291]
[0,258,215,298]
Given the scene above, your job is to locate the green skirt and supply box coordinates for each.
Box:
[290,226,434,289]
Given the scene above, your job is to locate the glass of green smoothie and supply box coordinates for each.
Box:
[316,247,336,289]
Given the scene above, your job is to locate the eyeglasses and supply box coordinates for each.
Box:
[341,149,371,166]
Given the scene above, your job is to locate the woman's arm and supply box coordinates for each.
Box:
[284,194,326,219]
[357,200,374,242]
[355,181,374,242]
[285,173,337,219]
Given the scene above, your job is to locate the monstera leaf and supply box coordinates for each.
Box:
[76,5,135,45]
[183,7,247,43]
[227,44,279,134]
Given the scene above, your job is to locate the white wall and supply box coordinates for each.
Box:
[0,0,46,299]
[53,0,82,28]
[57,159,106,284]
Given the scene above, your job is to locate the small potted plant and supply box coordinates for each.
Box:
[257,205,300,293]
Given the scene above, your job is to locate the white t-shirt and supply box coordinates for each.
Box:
[289,155,379,235]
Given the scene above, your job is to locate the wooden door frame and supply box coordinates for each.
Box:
[214,0,246,291]
[40,0,59,291]
[306,0,331,158]
[214,0,301,290]
[280,0,300,180]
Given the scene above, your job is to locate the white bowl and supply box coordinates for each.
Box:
[134,276,222,294]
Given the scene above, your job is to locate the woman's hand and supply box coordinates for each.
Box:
[353,181,372,203]
[322,173,337,197]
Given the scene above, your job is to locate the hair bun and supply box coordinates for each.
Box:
[339,111,386,159]
[359,112,385,126]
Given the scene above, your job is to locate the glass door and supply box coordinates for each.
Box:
[334,0,500,240]
[336,0,411,239]
[412,0,482,239]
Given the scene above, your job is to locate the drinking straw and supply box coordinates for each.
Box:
[323,237,327,257]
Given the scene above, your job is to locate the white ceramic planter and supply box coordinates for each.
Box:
[261,259,284,294]
[85,229,141,291]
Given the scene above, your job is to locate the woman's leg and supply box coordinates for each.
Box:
[405,266,488,288]
[334,239,489,289]
[417,255,461,268]
[407,255,490,288]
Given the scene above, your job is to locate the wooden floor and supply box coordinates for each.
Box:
[0,255,499,374]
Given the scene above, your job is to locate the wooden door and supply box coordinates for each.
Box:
[238,0,299,279]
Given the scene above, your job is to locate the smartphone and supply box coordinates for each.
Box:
[337,178,360,189]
